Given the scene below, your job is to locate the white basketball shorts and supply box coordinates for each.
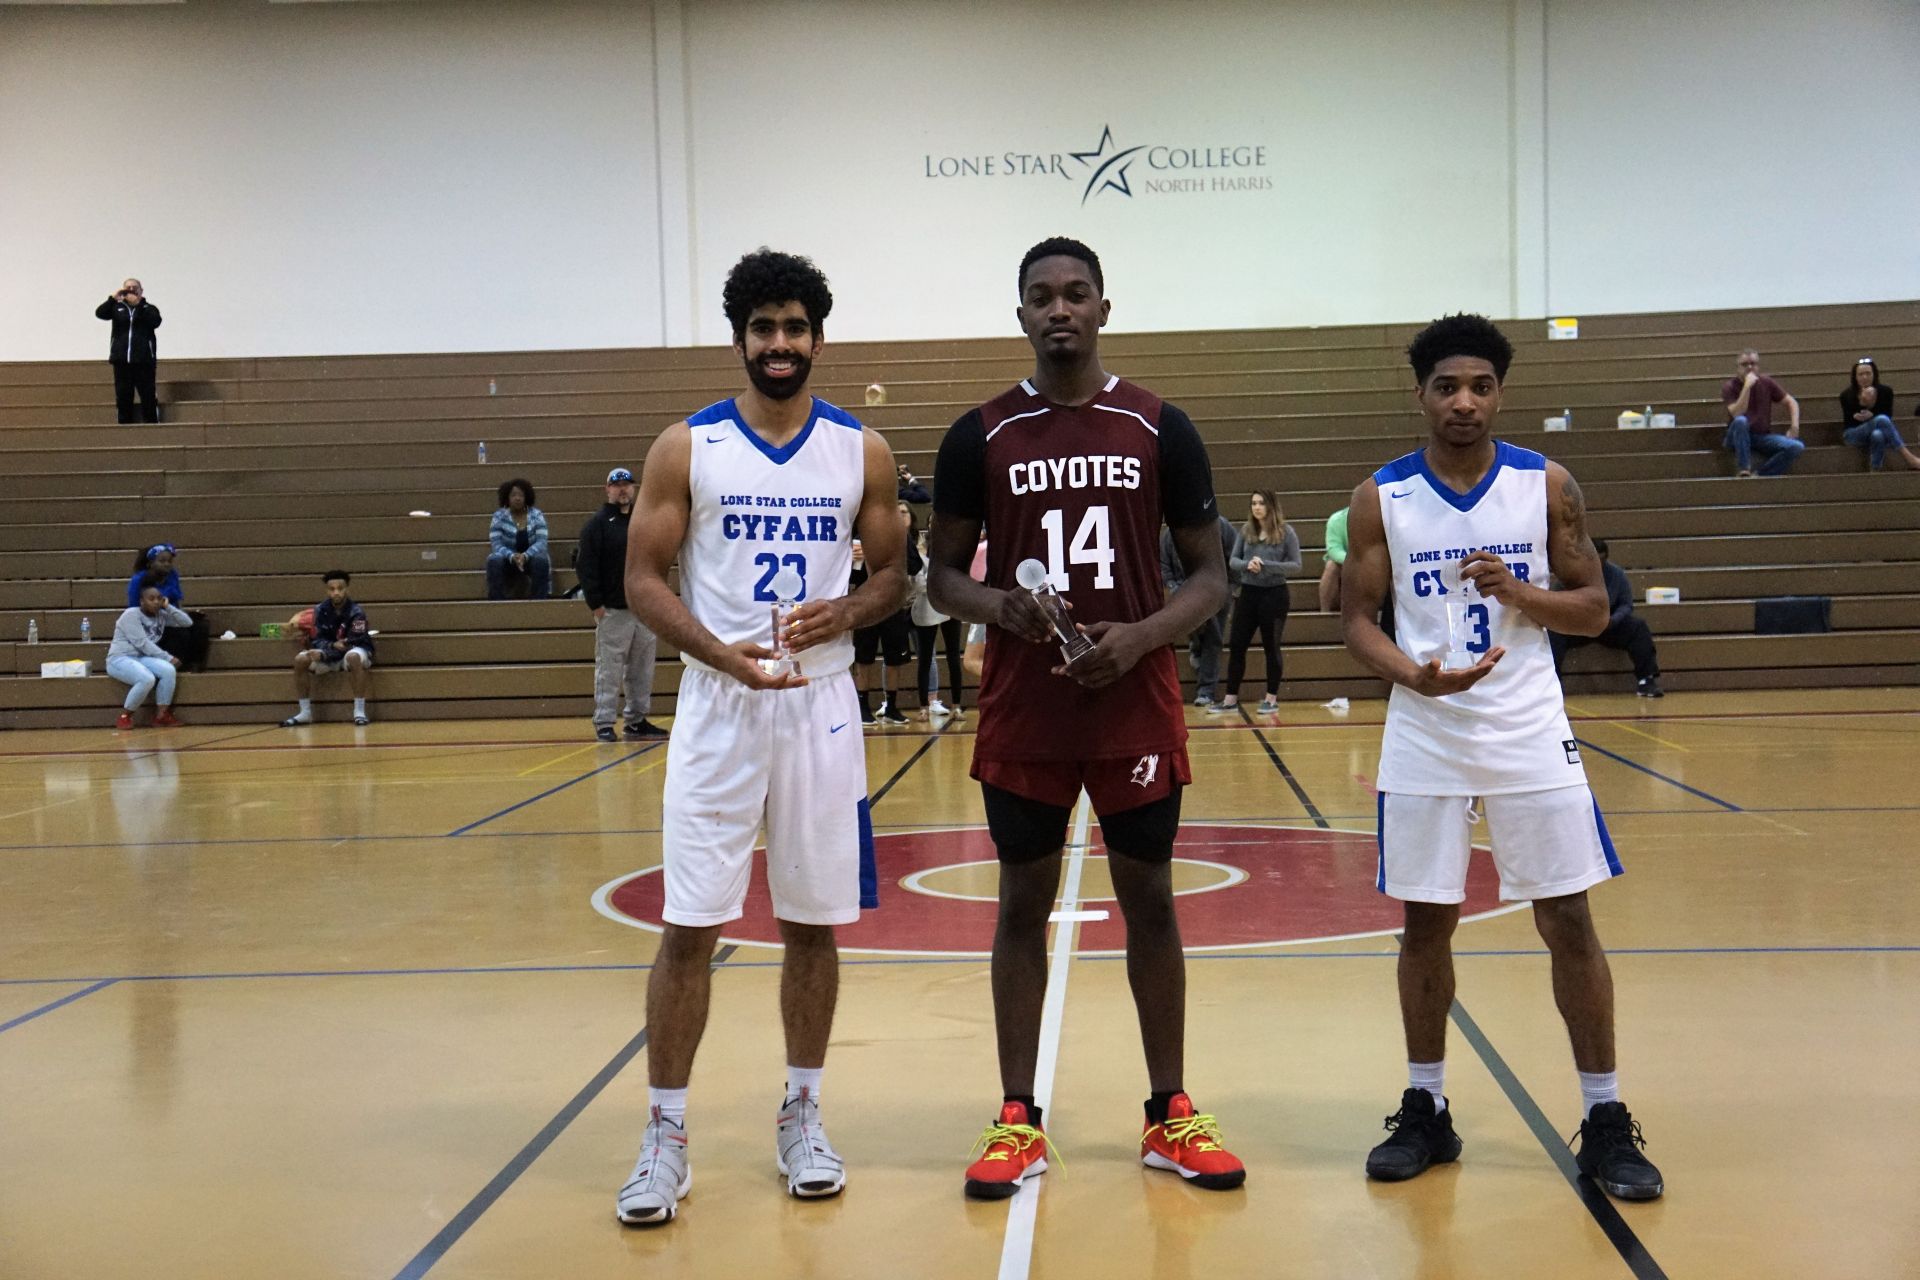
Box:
[660,666,873,927]
[1375,784,1623,904]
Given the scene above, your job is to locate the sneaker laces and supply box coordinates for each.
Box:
[971,1121,1064,1169]
[1572,1114,1648,1158]
[1148,1111,1228,1154]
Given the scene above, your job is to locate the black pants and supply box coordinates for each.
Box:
[1551,617,1659,682]
[113,362,159,424]
[1225,583,1290,698]
[157,611,212,671]
[915,618,965,707]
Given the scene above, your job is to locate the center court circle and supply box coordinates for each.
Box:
[592,823,1518,957]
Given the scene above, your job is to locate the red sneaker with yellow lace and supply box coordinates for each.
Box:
[1141,1093,1246,1190]
[963,1101,1055,1200]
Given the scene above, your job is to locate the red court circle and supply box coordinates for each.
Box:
[594,823,1513,955]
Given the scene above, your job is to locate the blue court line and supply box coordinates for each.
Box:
[4,943,1913,991]
[0,979,120,1036]
[446,744,662,836]
[1575,737,1744,812]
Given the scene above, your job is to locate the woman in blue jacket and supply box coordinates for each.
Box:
[127,543,212,670]
[487,478,552,599]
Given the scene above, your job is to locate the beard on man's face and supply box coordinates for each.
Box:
[744,349,813,401]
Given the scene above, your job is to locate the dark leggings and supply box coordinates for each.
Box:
[1224,584,1289,698]
[915,618,965,707]
[157,610,212,671]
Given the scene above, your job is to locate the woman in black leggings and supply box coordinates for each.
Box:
[1218,489,1301,715]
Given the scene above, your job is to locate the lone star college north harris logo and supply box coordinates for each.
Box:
[923,125,1272,203]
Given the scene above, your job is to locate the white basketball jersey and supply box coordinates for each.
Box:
[680,397,866,678]
[1373,441,1586,796]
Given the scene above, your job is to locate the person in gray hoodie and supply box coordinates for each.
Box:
[1218,489,1302,714]
[108,575,191,728]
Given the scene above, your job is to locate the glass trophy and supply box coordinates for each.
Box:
[1443,598,1476,670]
[758,566,805,676]
[1015,558,1095,665]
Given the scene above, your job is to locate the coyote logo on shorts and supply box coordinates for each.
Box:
[1131,754,1160,788]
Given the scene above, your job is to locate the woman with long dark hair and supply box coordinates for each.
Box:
[1217,490,1301,715]
[127,543,212,670]
[1840,357,1919,471]
[488,477,553,597]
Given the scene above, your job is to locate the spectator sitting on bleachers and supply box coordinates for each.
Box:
[1722,348,1802,477]
[897,462,930,505]
[281,570,375,727]
[107,573,189,729]
[1840,358,1920,472]
[486,477,553,598]
[127,543,212,671]
[1550,539,1662,698]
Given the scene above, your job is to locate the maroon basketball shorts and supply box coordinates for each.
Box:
[974,747,1191,863]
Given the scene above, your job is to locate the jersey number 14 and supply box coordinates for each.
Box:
[1037,506,1115,592]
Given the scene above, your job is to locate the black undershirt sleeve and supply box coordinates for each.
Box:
[932,408,989,521]
[1156,402,1217,529]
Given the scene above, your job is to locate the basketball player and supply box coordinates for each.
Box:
[614,249,908,1226]
[1341,314,1664,1200]
[928,237,1245,1198]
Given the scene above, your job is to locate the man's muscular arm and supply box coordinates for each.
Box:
[623,424,803,689]
[785,428,910,651]
[1059,518,1226,689]
[1459,461,1607,637]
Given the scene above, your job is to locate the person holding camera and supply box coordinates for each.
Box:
[95,278,163,424]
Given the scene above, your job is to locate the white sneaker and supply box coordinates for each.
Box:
[775,1089,846,1198]
[617,1109,691,1226]
[928,699,951,718]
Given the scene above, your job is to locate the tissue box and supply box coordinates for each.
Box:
[1616,410,1647,430]
[1543,415,1569,432]
[1650,413,1677,429]
[39,660,90,678]
[1645,588,1680,605]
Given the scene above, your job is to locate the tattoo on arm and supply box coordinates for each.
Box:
[1554,471,1599,573]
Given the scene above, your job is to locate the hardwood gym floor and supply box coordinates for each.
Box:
[0,687,1914,1279]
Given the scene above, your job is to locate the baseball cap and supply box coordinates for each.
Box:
[606,467,634,484]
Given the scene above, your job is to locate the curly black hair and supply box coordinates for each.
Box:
[1407,313,1513,385]
[1018,236,1103,297]
[497,477,536,508]
[322,569,351,586]
[722,249,833,340]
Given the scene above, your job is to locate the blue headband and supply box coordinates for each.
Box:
[148,543,175,559]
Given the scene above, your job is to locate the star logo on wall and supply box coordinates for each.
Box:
[1071,125,1148,204]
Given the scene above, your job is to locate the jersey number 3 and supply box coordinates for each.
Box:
[1038,506,1115,592]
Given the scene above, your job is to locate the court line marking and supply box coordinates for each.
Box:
[388,944,737,1280]
[1238,703,1332,828]
[516,741,603,777]
[0,978,119,1036]
[1565,704,1688,752]
[1448,997,1669,1280]
[871,729,944,805]
[998,791,1091,1280]
[1574,737,1743,812]
[447,743,662,836]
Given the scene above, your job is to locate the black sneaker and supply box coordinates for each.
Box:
[624,719,669,739]
[595,725,617,742]
[877,703,909,726]
[1572,1101,1664,1200]
[1636,678,1665,699]
[1365,1088,1463,1181]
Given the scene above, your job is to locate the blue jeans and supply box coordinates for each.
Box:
[486,551,552,599]
[1723,415,1804,475]
[107,654,176,709]
[1842,414,1907,470]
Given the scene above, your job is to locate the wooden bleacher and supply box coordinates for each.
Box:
[2,299,1916,727]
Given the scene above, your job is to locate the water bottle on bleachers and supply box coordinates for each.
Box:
[80,617,91,643]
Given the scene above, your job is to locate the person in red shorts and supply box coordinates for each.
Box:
[928,237,1244,1199]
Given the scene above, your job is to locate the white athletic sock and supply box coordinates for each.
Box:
[353,698,367,716]
[1409,1060,1446,1113]
[786,1066,823,1104]
[1578,1070,1619,1117]
[649,1087,688,1125]
[297,698,312,714]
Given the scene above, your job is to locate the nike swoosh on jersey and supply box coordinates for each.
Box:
[705,434,727,443]
[1389,489,1413,499]
[830,722,848,733]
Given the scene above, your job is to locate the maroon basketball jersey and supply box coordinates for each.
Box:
[935,375,1216,763]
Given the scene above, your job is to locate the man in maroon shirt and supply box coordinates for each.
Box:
[929,237,1244,1200]
[1722,348,1803,476]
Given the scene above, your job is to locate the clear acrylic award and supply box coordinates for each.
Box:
[1015,558,1096,665]
[1443,598,1476,670]
[758,566,804,676]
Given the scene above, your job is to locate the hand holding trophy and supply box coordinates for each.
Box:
[758,565,805,676]
[1015,558,1095,665]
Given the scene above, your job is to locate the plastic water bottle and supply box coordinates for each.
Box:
[1563,407,1573,430]
[26,619,37,645]
[477,440,488,464]
[80,617,91,643]
[487,378,497,396]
